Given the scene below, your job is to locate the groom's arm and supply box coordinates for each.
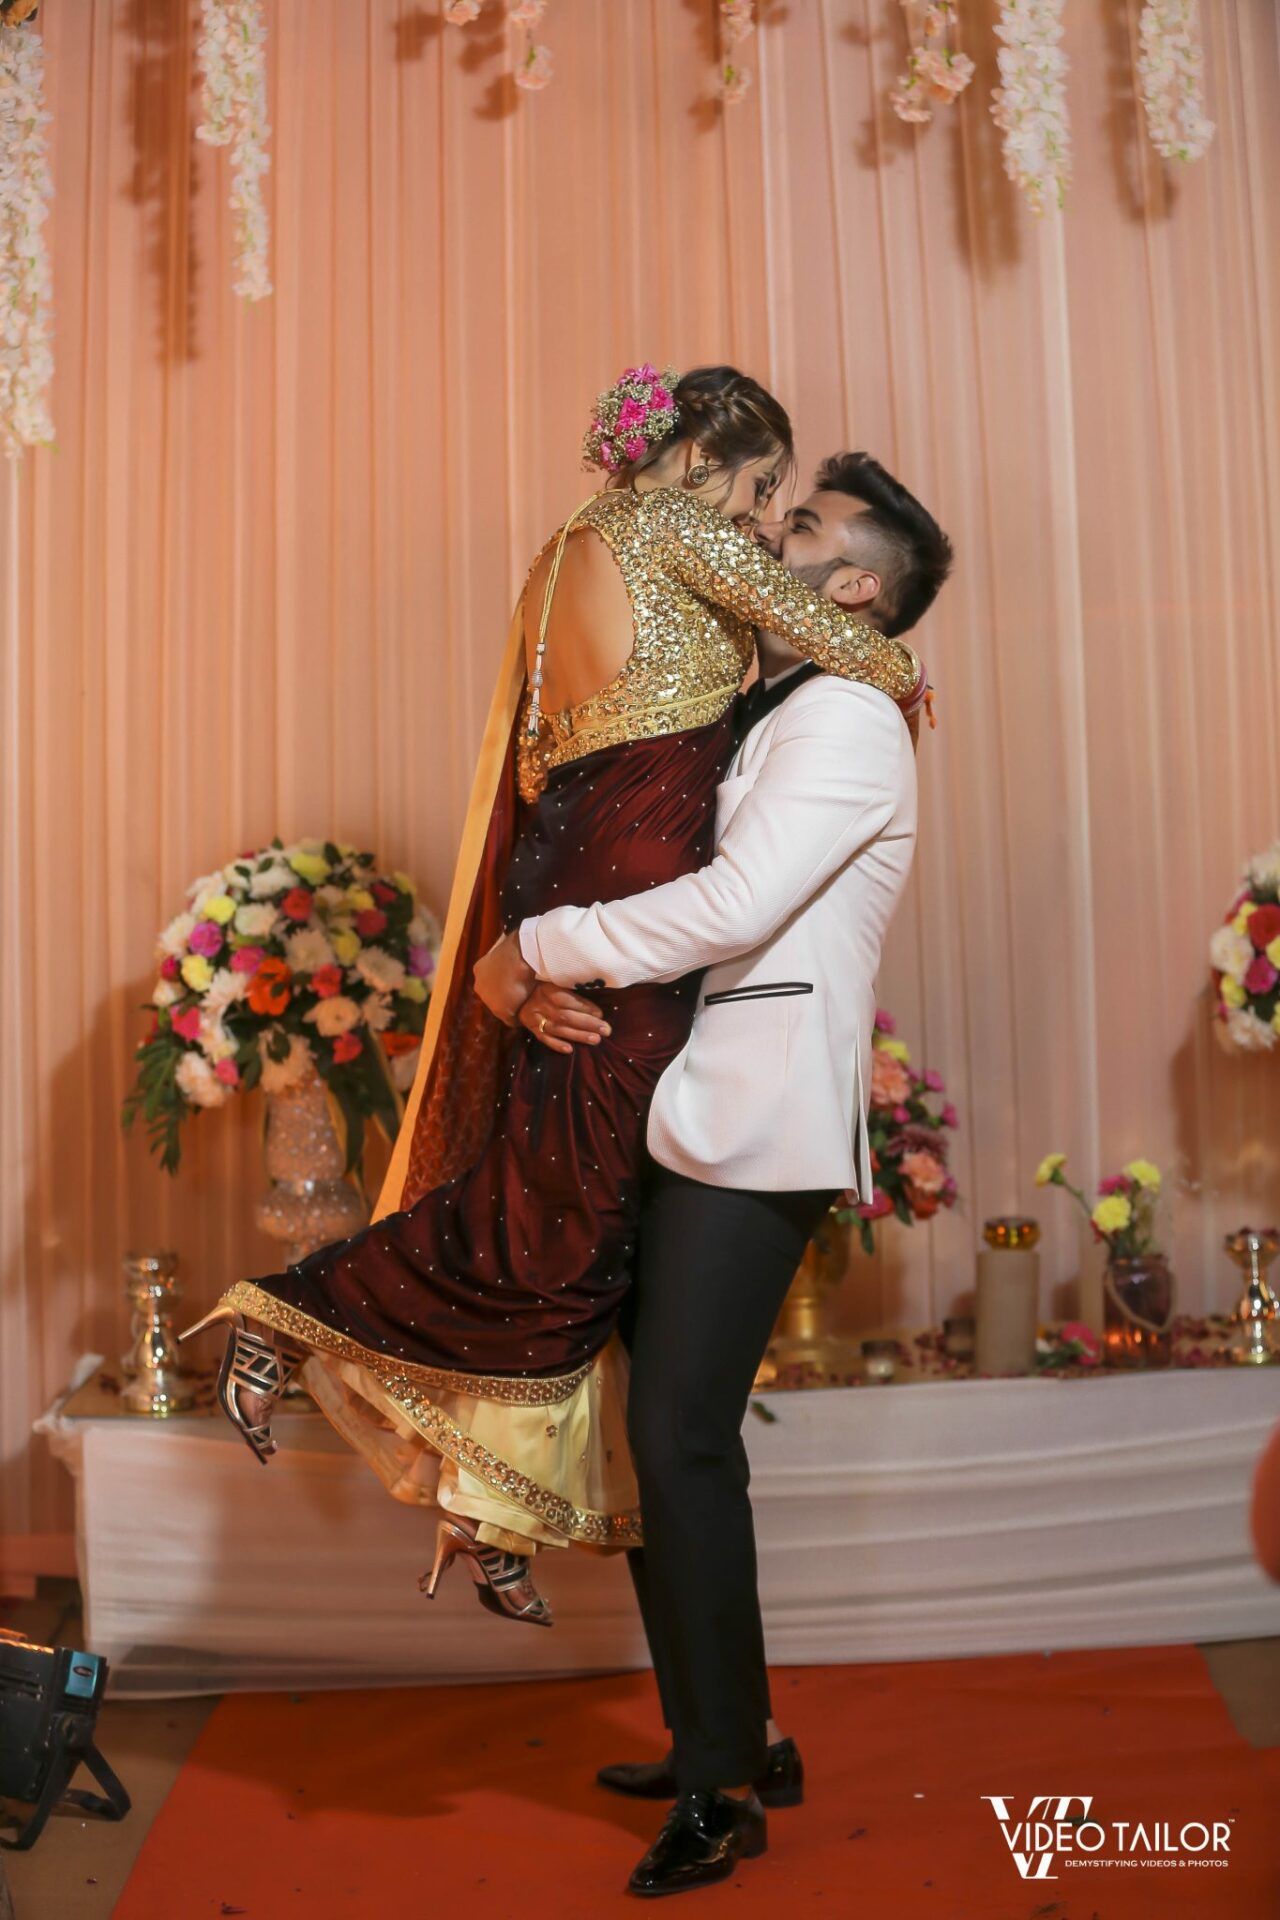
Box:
[518,681,913,991]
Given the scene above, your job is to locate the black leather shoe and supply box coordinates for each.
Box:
[626,1789,767,1898]
[599,1736,804,1809]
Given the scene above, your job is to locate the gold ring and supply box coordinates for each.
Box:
[538,1015,548,1034]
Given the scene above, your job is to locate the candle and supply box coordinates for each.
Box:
[861,1338,898,1384]
[975,1218,1041,1376]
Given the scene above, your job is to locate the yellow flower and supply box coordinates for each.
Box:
[1124,1158,1161,1191]
[180,953,213,993]
[392,870,417,896]
[1035,1152,1067,1186]
[1232,905,1253,934]
[398,977,427,1003]
[200,893,237,925]
[1221,975,1247,1008]
[289,852,330,884]
[1092,1195,1132,1235]
[874,1036,910,1063]
[330,926,361,965]
[1267,936,1280,968]
[347,888,375,912]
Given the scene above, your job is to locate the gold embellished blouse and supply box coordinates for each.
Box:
[516,485,922,803]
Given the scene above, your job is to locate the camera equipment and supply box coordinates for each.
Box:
[0,1630,130,1851]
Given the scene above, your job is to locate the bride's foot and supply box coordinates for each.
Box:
[188,1311,305,1464]
[419,1516,554,1627]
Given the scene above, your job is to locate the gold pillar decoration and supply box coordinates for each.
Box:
[1225,1227,1279,1366]
[120,1250,198,1416]
[760,1212,858,1380]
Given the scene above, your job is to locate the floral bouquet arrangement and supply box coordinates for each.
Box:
[581,363,679,473]
[834,1010,960,1254]
[122,837,440,1177]
[1034,1153,1163,1256]
[1210,838,1280,1053]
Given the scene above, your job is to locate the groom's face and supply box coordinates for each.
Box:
[754,489,869,600]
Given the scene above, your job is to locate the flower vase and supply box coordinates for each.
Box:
[1103,1251,1174,1368]
[255,1067,367,1266]
[761,1216,857,1382]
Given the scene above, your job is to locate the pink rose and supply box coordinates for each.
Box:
[623,434,648,460]
[354,908,388,938]
[857,1188,894,1222]
[893,1104,911,1123]
[923,1068,945,1092]
[372,881,399,904]
[870,1051,912,1107]
[171,1007,201,1041]
[161,954,180,980]
[231,945,265,973]
[616,397,647,431]
[1098,1173,1130,1196]
[649,386,673,411]
[214,1058,241,1087]
[874,1008,897,1034]
[901,1149,947,1196]
[1244,954,1278,996]
[941,1103,958,1128]
[189,920,224,958]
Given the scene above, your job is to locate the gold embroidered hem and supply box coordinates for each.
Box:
[212,1283,642,1552]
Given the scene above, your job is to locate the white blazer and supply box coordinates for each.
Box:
[518,670,918,1196]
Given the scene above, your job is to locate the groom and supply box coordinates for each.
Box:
[476,451,952,1898]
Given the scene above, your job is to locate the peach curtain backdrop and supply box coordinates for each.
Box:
[2,0,1278,1570]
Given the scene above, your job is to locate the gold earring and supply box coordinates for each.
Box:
[686,464,710,487]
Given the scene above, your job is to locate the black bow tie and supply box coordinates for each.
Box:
[733,661,823,746]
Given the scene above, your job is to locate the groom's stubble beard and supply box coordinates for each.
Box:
[790,555,842,598]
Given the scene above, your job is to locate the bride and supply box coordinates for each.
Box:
[185,363,926,1626]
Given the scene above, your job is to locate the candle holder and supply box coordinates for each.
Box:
[861,1338,898,1384]
[1225,1227,1280,1367]
[975,1218,1041,1376]
[120,1251,198,1416]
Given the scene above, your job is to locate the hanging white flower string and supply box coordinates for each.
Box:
[717,0,754,107]
[990,0,1072,214]
[195,0,272,302]
[1137,0,1214,164]
[890,2,975,124]
[0,5,54,456]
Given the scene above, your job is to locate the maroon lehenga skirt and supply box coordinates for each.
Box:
[223,709,737,1547]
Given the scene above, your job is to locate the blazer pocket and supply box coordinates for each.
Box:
[702,981,814,1007]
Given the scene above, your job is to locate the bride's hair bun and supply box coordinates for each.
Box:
[582,362,681,473]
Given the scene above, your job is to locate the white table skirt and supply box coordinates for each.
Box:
[40,1362,1280,1696]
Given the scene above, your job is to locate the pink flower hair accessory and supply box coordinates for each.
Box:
[582,362,681,473]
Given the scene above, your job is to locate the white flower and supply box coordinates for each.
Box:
[0,17,55,456]
[186,868,229,904]
[176,1049,231,1109]
[158,910,197,958]
[198,1007,238,1063]
[203,966,250,1013]
[316,883,348,912]
[407,909,442,948]
[304,994,361,1038]
[1222,1008,1277,1054]
[990,0,1072,214]
[1209,925,1254,982]
[362,991,393,1033]
[1246,842,1280,890]
[234,901,278,939]
[1138,1,1214,165]
[355,945,407,994]
[195,1,272,301]
[152,978,183,1008]
[248,861,294,899]
[284,926,337,974]
[258,1030,314,1092]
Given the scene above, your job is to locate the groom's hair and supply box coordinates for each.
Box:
[814,452,953,637]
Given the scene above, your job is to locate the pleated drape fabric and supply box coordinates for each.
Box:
[2,0,1278,1563]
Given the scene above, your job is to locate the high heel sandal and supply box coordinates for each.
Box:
[181,1308,304,1466]
[418,1517,554,1628]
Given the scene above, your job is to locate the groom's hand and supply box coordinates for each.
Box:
[473,930,536,1026]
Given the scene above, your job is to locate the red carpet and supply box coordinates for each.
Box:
[115,1646,1279,1919]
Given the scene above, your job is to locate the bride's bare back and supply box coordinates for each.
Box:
[523,523,635,713]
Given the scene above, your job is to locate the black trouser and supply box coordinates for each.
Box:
[616,1162,837,1794]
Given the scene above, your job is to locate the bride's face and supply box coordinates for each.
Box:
[711,453,784,528]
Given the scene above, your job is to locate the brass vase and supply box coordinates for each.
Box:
[1225,1227,1280,1366]
[255,1066,367,1265]
[762,1214,857,1380]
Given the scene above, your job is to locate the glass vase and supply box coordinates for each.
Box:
[1103,1250,1175,1368]
[254,1066,367,1267]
